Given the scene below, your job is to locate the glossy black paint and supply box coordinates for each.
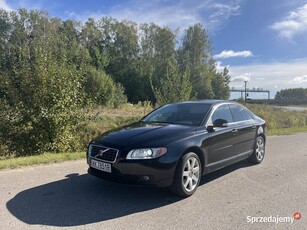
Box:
[87,100,266,187]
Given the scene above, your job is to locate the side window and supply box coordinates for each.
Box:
[230,104,248,122]
[244,109,254,120]
[209,104,233,124]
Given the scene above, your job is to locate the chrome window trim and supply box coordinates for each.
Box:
[205,102,235,127]
[205,102,255,127]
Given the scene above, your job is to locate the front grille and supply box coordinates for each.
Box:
[90,145,119,163]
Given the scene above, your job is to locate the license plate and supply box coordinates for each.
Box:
[90,159,112,173]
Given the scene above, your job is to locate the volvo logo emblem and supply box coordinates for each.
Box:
[97,148,109,158]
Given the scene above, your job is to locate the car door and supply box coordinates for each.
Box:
[229,104,257,158]
[204,104,238,171]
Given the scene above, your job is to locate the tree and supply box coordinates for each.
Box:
[80,18,108,70]
[102,18,141,103]
[178,24,215,99]
[0,9,12,74]
[152,59,192,105]
[139,24,182,104]
[211,67,231,99]
[275,88,307,100]
[0,9,86,155]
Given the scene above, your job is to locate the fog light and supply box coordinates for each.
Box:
[143,176,150,181]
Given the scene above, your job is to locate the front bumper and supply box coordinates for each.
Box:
[88,156,177,187]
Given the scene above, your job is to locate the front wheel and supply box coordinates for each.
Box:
[171,152,201,197]
[248,136,265,164]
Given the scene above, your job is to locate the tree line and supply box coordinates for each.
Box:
[0,9,230,155]
[275,88,307,100]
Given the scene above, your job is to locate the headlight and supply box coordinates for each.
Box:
[126,147,167,159]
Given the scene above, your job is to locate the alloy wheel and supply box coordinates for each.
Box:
[182,156,200,192]
[255,138,265,161]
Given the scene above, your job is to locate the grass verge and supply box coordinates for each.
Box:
[0,152,85,170]
[268,126,307,136]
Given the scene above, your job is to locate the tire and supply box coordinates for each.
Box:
[171,152,201,197]
[248,136,265,164]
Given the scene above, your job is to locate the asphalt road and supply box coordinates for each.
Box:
[1,133,306,230]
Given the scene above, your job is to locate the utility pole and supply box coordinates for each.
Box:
[244,80,248,101]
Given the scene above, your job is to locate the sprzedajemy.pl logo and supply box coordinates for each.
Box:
[247,212,301,224]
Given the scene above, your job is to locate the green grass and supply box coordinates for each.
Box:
[0,152,85,170]
[268,126,307,136]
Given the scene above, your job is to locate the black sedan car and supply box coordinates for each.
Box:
[87,100,266,197]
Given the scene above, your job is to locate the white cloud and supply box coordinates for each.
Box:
[66,0,242,32]
[231,73,251,82]
[228,58,307,97]
[207,2,241,30]
[271,3,307,39]
[0,0,13,11]
[289,75,307,84]
[214,50,253,59]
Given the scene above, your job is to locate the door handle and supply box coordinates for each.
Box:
[232,129,238,133]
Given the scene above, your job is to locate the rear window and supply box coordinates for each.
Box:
[230,104,248,122]
[244,108,255,120]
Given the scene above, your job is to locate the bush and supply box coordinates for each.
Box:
[0,62,85,156]
[109,83,128,108]
[83,67,127,108]
[77,107,143,148]
[0,9,88,156]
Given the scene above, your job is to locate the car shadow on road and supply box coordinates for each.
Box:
[6,172,181,227]
[6,161,254,227]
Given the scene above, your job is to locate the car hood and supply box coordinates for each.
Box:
[93,122,196,148]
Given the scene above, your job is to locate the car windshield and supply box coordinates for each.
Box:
[142,103,211,126]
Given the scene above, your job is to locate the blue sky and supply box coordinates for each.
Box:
[1,0,307,98]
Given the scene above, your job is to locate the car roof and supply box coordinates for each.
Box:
[172,100,233,106]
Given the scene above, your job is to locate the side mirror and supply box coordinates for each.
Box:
[213,119,229,128]
[206,125,214,132]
